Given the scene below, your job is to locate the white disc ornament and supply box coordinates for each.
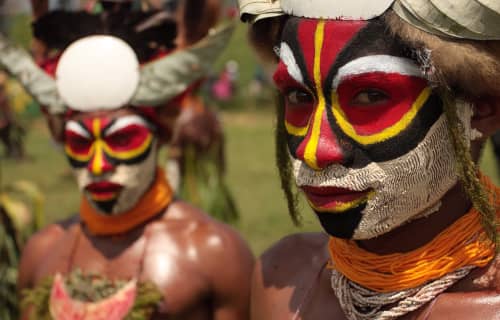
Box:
[56,35,140,112]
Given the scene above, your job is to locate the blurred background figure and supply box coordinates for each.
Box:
[0,72,25,160]
[211,59,239,102]
[159,0,239,223]
[167,91,239,223]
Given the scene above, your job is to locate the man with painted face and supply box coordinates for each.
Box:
[239,0,500,319]
[0,1,253,319]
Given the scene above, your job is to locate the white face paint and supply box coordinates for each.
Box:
[73,145,158,214]
[64,114,158,215]
[292,101,473,239]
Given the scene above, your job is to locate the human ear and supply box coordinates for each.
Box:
[43,111,65,143]
[471,97,500,138]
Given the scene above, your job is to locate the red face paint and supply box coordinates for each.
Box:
[64,115,154,175]
[336,73,428,135]
[275,18,441,169]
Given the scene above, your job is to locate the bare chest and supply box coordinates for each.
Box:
[31,227,212,319]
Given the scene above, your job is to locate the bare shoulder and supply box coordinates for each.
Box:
[150,200,254,273]
[260,232,329,276]
[148,200,254,317]
[18,215,79,289]
[251,232,329,319]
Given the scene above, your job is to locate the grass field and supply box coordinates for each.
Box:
[2,110,499,256]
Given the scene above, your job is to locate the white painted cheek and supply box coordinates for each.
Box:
[353,113,460,239]
[108,141,158,214]
[72,167,92,191]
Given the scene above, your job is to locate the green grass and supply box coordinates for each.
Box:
[2,113,499,255]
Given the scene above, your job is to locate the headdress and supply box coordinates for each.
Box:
[0,1,234,116]
[239,0,500,39]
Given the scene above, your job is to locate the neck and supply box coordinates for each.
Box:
[357,182,471,254]
[80,168,173,236]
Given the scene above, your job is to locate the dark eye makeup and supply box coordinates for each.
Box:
[350,88,390,107]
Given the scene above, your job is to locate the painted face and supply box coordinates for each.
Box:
[274,18,469,239]
[64,113,158,215]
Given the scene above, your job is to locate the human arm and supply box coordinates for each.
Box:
[17,224,66,319]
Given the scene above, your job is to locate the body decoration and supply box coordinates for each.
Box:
[80,167,172,236]
[22,270,162,320]
[329,174,499,292]
[330,265,473,320]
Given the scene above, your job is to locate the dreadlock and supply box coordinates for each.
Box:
[275,92,301,225]
[441,91,499,248]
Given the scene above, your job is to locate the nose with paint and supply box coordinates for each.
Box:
[295,101,345,170]
[87,140,114,176]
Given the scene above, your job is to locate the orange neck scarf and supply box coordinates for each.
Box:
[329,174,499,293]
[80,168,173,236]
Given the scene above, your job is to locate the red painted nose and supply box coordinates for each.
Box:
[296,110,344,170]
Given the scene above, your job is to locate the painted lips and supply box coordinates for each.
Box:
[85,181,122,202]
[301,186,372,212]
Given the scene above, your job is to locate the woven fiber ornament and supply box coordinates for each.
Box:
[394,0,500,40]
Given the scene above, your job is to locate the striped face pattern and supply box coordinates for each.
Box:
[65,114,158,214]
[274,18,463,239]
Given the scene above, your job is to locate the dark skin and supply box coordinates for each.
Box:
[250,18,500,319]
[18,109,254,320]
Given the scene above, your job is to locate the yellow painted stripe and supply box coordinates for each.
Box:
[285,121,309,136]
[332,87,431,145]
[308,191,374,213]
[102,134,153,160]
[92,118,101,138]
[91,140,105,175]
[64,144,94,162]
[303,20,326,171]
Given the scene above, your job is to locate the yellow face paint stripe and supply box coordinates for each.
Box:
[64,144,93,162]
[303,20,326,171]
[102,134,154,160]
[65,133,153,164]
[285,121,309,136]
[331,87,431,145]
[90,140,105,175]
[308,191,374,213]
[88,119,104,175]
[92,118,102,138]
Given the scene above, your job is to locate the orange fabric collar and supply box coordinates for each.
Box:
[80,168,173,236]
[329,174,499,293]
